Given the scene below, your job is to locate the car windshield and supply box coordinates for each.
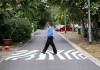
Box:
[60,25,64,27]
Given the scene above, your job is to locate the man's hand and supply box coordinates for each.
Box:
[53,37,55,39]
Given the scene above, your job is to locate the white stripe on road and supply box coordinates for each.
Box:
[5,49,87,60]
[9,55,28,60]
[78,53,87,59]
[5,50,39,60]
[25,53,37,60]
[37,53,46,60]
[57,50,66,60]
[71,51,81,60]
[64,49,75,60]
[12,50,29,55]
[46,51,54,60]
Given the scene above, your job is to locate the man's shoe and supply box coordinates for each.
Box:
[52,53,57,55]
[41,51,45,54]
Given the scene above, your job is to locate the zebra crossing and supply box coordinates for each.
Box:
[5,49,87,61]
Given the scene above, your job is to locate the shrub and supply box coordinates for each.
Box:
[12,18,32,42]
[33,21,38,31]
[0,18,32,42]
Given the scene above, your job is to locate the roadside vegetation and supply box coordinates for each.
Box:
[0,0,100,46]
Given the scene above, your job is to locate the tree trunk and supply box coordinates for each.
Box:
[82,20,88,38]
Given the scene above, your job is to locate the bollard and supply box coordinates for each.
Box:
[4,46,10,51]
[0,46,3,51]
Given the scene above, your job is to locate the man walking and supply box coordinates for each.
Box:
[42,21,57,55]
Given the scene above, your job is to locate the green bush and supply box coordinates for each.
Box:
[12,18,32,42]
[0,18,32,42]
[33,21,38,31]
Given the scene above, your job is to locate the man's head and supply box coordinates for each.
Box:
[45,21,50,27]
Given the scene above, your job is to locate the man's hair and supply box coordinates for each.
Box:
[46,20,53,26]
[46,21,50,24]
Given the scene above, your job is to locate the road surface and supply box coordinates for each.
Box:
[0,30,100,70]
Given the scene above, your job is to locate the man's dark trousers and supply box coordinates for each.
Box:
[42,36,57,54]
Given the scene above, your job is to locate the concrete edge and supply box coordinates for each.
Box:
[0,32,36,63]
[57,32,100,67]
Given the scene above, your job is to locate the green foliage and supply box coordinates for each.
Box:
[0,18,32,42]
[48,0,100,39]
[37,18,47,29]
[12,18,32,42]
[33,21,38,31]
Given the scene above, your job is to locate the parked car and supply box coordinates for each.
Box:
[55,25,64,31]
[55,25,72,31]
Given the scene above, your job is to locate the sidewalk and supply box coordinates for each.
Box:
[0,30,38,63]
[58,31,100,67]
[0,45,23,62]
[60,31,100,60]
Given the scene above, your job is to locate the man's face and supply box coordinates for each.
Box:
[45,22,50,27]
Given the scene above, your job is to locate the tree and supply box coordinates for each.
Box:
[48,0,100,40]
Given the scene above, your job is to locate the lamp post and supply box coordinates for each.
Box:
[88,0,92,44]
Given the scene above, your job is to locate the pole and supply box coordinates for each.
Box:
[88,0,92,44]
[64,10,67,33]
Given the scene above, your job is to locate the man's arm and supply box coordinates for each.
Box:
[47,27,53,37]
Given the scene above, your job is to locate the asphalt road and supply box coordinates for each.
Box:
[0,30,100,70]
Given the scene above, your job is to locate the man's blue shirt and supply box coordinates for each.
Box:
[47,26,53,37]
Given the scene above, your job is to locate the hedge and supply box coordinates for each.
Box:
[0,18,32,42]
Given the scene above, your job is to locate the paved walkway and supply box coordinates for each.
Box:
[0,30,100,70]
